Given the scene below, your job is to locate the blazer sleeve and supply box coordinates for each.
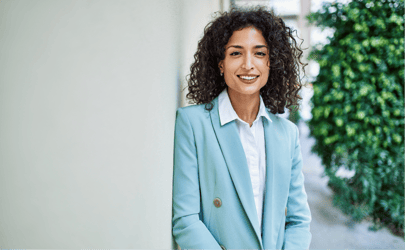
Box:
[283,124,312,249]
[172,108,222,249]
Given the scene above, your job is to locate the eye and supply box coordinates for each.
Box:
[230,51,241,56]
[256,51,266,56]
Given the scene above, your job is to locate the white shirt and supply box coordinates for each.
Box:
[218,88,272,232]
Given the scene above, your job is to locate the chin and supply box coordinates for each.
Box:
[235,87,262,96]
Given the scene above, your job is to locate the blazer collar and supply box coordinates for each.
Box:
[217,88,272,126]
[210,95,289,249]
[210,96,265,249]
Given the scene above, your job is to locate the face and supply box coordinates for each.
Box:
[218,26,270,98]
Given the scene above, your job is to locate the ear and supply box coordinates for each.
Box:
[218,61,224,73]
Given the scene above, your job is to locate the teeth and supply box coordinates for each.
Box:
[240,76,257,80]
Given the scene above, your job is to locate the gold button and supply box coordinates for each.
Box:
[285,207,287,216]
[213,198,222,208]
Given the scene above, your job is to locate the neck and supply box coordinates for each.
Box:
[227,88,260,126]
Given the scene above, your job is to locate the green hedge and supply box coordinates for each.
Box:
[307,0,404,236]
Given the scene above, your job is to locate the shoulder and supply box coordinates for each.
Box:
[268,112,298,133]
[175,103,212,127]
[268,112,299,144]
[177,103,208,114]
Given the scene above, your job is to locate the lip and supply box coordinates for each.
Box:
[238,74,259,77]
[237,75,259,84]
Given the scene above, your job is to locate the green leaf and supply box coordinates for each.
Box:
[308,0,404,233]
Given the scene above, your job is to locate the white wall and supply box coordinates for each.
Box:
[0,0,181,248]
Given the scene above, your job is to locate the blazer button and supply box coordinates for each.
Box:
[213,198,222,208]
[220,245,226,250]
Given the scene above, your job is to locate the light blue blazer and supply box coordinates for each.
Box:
[172,95,311,249]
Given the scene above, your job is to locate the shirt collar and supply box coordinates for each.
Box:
[218,88,272,126]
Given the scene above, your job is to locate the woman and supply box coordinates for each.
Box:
[172,6,311,249]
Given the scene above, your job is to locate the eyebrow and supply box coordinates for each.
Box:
[226,45,268,50]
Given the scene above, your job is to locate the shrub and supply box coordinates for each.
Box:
[307,0,404,236]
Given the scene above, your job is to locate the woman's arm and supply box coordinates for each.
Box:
[283,125,312,249]
[172,108,221,249]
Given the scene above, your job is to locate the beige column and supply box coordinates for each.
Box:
[0,0,181,248]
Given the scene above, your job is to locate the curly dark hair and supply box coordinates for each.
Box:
[185,6,307,114]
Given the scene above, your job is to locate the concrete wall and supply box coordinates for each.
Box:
[0,0,181,248]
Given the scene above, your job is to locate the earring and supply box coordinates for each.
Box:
[220,72,223,76]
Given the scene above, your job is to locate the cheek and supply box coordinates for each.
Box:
[256,58,269,68]
[224,61,239,73]
[260,63,270,75]
[261,65,270,83]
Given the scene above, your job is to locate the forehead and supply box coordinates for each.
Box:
[226,26,267,46]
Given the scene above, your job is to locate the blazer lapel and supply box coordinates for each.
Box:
[209,97,263,249]
[262,113,291,248]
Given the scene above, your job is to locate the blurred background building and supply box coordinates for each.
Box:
[1,0,403,249]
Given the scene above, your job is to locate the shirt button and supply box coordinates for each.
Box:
[213,198,222,208]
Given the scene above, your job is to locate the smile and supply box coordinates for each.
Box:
[238,75,259,80]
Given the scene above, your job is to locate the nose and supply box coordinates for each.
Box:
[242,54,254,70]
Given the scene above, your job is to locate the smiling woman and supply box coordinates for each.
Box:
[219,26,270,125]
[172,6,311,250]
[186,6,305,115]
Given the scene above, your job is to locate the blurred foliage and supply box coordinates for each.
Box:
[307,0,404,236]
[288,105,301,124]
